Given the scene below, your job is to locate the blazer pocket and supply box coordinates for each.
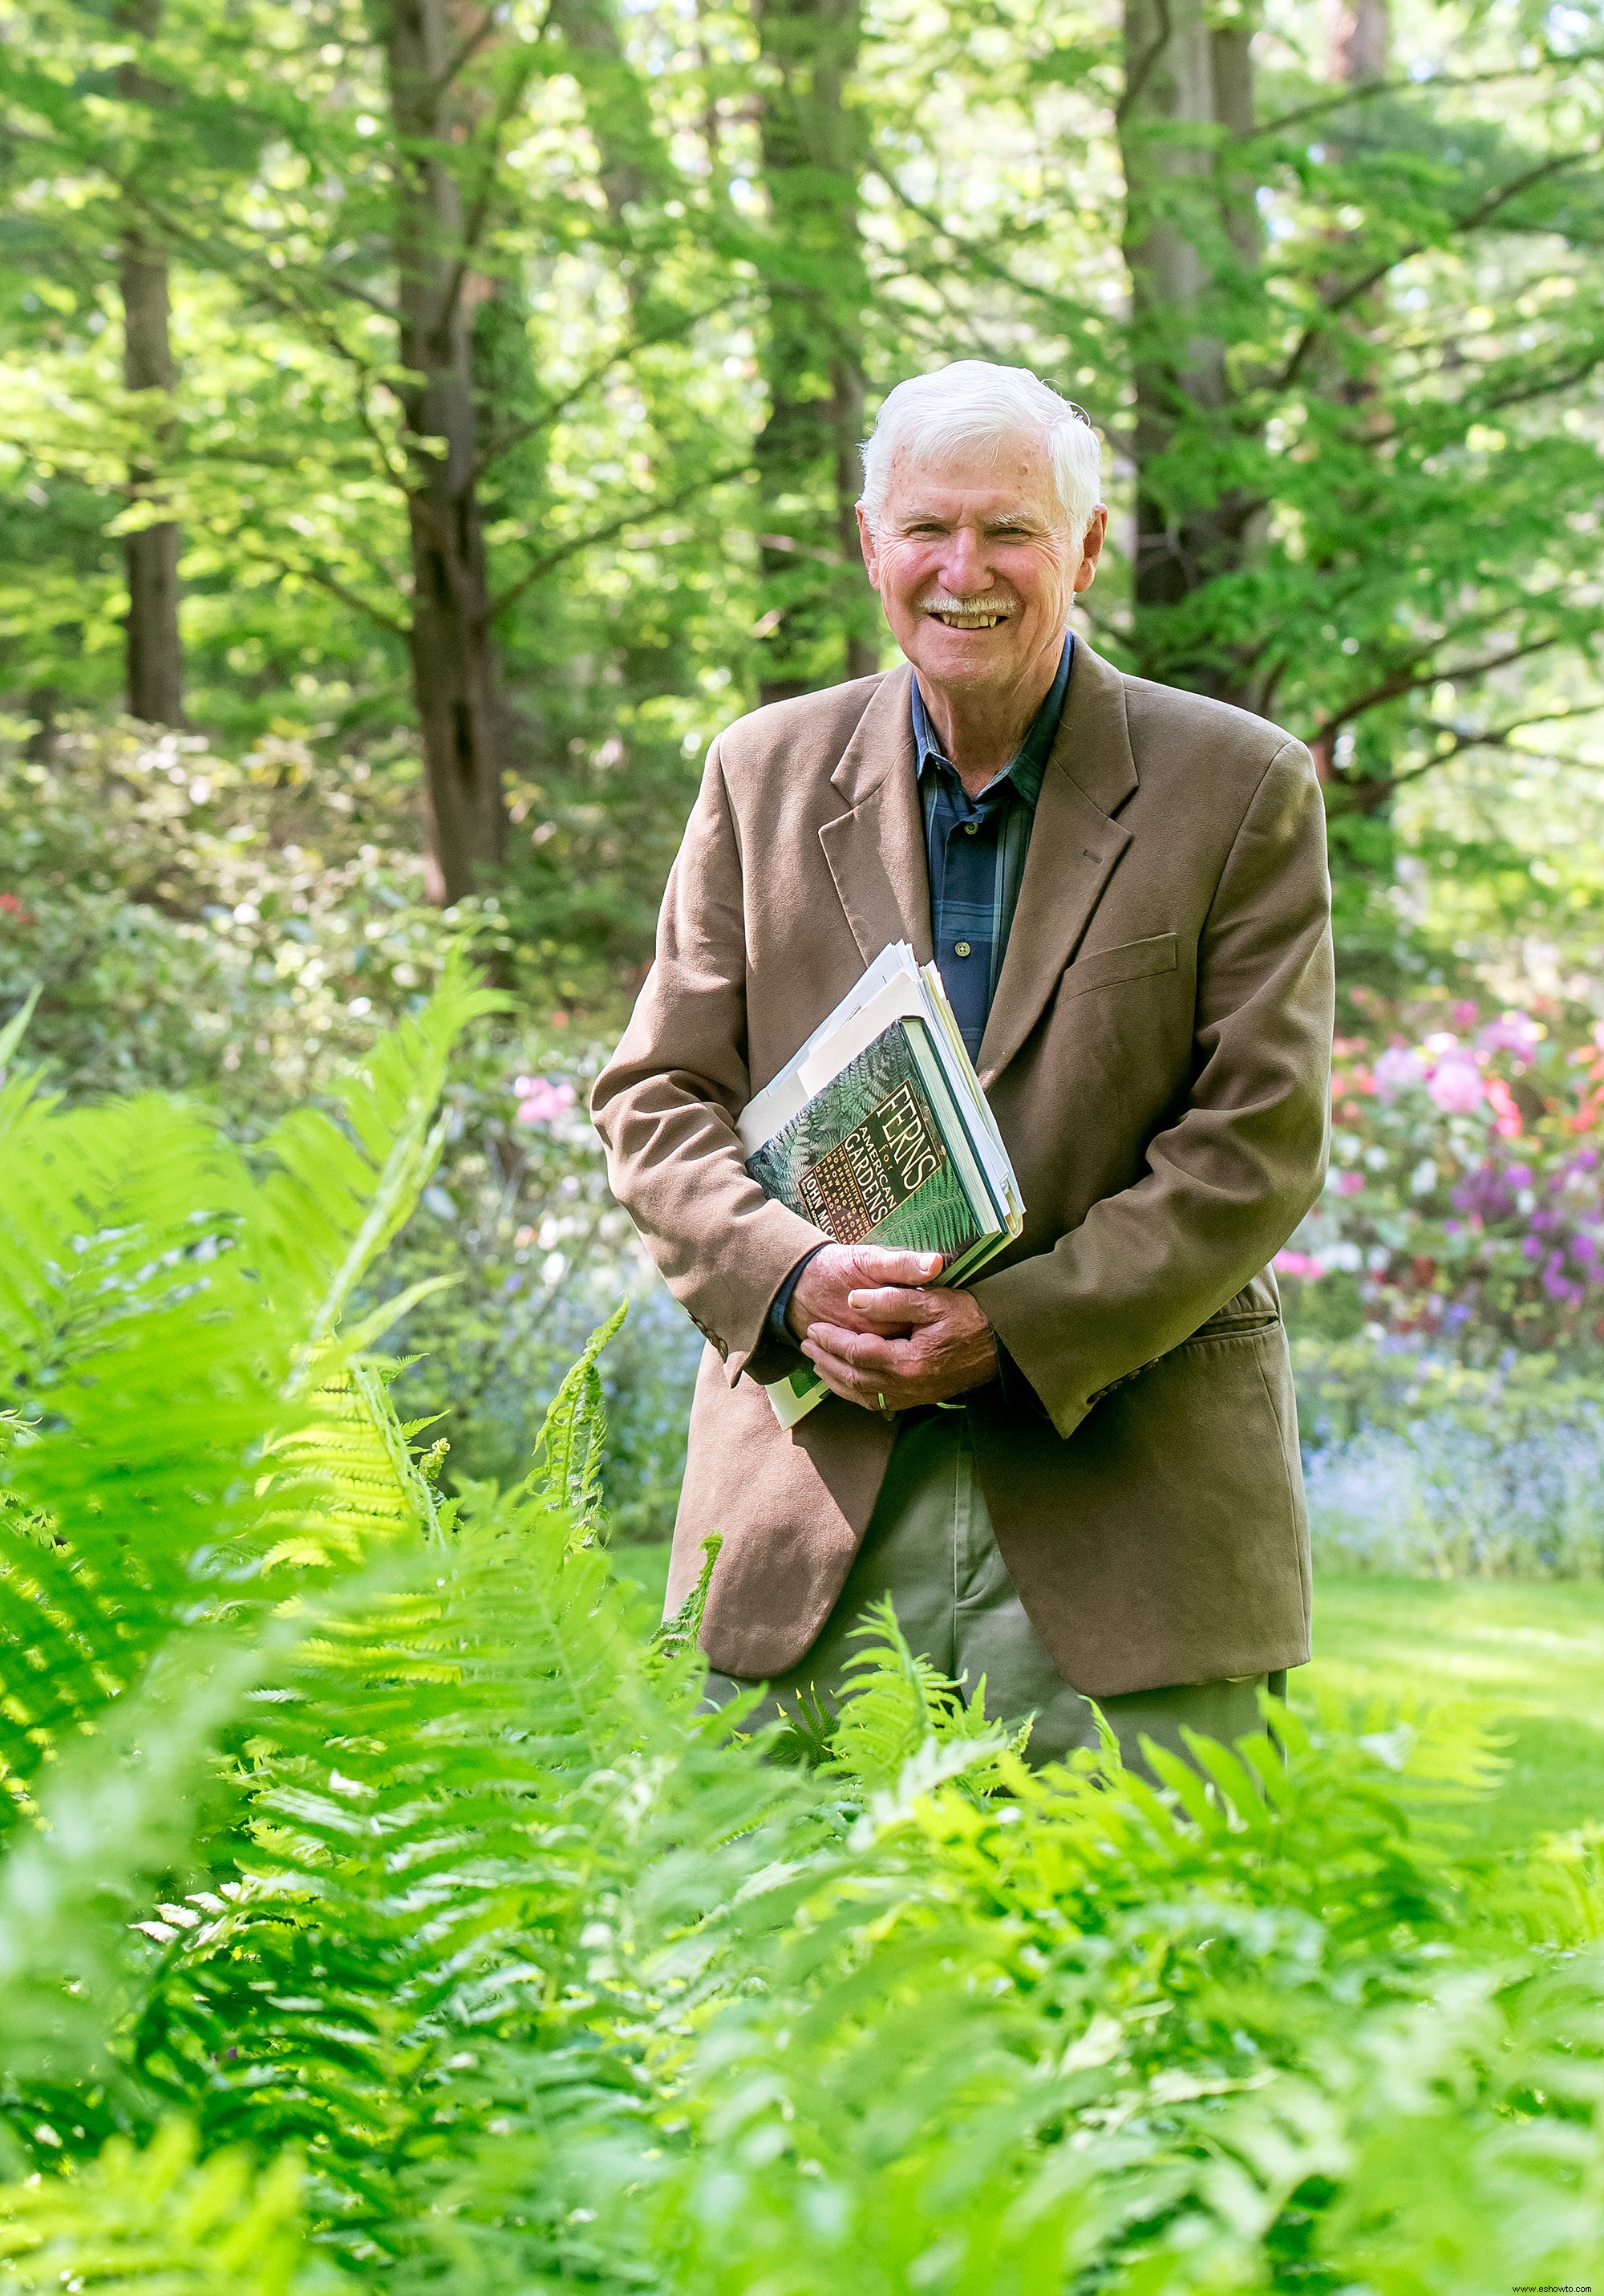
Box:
[1059,931,1177,1000]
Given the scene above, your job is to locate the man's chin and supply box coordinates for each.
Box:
[903,625,1028,687]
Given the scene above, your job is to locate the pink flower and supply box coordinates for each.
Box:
[1372,1045,1429,1099]
[1485,1076,1523,1139]
[0,893,32,924]
[1452,1000,1480,1028]
[1337,1170,1365,1195]
[1478,1010,1542,1059]
[514,1075,576,1125]
[1274,1249,1326,1280]
[1427,1053,1485,1115]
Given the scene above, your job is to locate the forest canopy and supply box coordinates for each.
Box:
[2,0,1602,984]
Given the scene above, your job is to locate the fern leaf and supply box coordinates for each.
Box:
[253,955,507,1357]
[529,1300,627,1548]
[0,2123,316,2292]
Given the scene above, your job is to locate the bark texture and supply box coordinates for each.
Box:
[1119,0,1262,703]
[753,0,874,704]
[377,0,505,904]
[117,0,184,725]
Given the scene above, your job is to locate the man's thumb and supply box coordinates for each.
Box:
[857,1245,942,1283]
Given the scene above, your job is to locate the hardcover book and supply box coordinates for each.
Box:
[739,943,1025,1429]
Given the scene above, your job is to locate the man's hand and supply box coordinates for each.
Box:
[788,1243,997,1412]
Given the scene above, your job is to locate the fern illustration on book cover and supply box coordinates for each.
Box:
[746,1023,983,1263]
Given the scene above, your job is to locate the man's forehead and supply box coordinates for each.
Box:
[881,444,1063,525]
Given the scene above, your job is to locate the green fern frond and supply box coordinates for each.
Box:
[648,1533,721,1687]
[0,2122,318,2292]
[253,954,507,1357]
[823,1596,1009,1797]
[528,1300,627,1549]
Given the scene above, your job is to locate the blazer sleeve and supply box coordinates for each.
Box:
[589,740,830,1387]
[970,736,1334,1440]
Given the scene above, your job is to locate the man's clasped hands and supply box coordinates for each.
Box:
[785,1243,997,1414]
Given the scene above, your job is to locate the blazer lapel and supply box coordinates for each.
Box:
[817,663,934,967]
[976,641,1140,1089]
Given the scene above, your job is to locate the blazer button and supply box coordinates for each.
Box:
[954,940,972,959]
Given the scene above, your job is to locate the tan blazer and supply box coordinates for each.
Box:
[592,641,1334,1698]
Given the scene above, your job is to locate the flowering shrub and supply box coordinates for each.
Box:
[1296,1341,1604,1578]
[1278,992,1604,1351]
[0,720,699,1527]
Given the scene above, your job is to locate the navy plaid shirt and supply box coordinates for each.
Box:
[764,635,1073,1346]
[913,633,1072,1061]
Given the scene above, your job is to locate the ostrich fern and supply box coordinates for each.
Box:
[0,977,1600,2292]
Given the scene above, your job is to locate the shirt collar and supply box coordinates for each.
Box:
[911,632,1072,809]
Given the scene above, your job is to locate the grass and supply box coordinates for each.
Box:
[610,1547,1604,1852]
[1308,1572,1604,1852]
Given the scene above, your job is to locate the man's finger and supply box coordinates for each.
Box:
[848,1246,944,1288]
[845,1284,946,1327]
[804,1323,913,1377]
[804,1345,886,1410]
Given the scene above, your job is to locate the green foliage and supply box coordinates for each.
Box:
[0,2124,318,2293]
[527,1297,628,1545]
[0,990,1601,2292]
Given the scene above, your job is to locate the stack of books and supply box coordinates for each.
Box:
[738,943,1025,1427]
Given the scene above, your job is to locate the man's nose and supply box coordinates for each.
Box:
[938,525,994,596]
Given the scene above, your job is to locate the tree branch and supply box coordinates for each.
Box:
[1253,59,1604,142]
[475,290,747,481]
[869,172,1091,336]
[1116,0,1174,128]
[1277,145,1599,390]
[435,48,548,333]
[433,6,498,89]
[488,462,753,623]
[1311,631,1570,746]
[234,543,410,638]
[1327,707,1592,808]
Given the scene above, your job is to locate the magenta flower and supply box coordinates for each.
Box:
[1426,1053,1485,1114]
[1337,1170,1365,1195]
[1372,1045,1429,1099]
[1274,1249,1325,1280]
[514,1076,577,1125]
[1477,1010,1542,1060]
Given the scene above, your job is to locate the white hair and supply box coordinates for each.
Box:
[858,361,1103,539]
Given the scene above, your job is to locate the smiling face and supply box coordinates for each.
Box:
[857,433,1106,709]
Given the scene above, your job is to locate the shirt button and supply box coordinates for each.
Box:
[954,941,972,959]
[963,820,978,834]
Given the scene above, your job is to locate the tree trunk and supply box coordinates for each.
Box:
[753,0,874,705]
[1310,0,1390,785]
[549,0,654,271]
[1328,0,1388,85]
[377,0,505,905]
[117,0,184,726]
[1119,0,1263,703]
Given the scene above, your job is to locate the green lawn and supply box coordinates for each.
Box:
[610,1548,1604,1852]
[1306,1573,1604,1851]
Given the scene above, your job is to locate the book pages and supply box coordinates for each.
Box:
[735,943,1027,1429]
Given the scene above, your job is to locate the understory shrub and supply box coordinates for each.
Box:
[0,720,699,1520]
[1,980,1602,2293]
[1298,1339,1604,1576]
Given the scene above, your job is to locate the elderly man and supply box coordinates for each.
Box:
[593,361,1333,1768]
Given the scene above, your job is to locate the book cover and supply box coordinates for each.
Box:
[746,1021,986,1264]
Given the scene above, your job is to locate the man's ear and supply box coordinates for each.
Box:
[1073,505,1109,594]
[856,504,881,591]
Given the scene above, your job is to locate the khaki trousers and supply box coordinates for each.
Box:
[703,1409,1282,1774]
